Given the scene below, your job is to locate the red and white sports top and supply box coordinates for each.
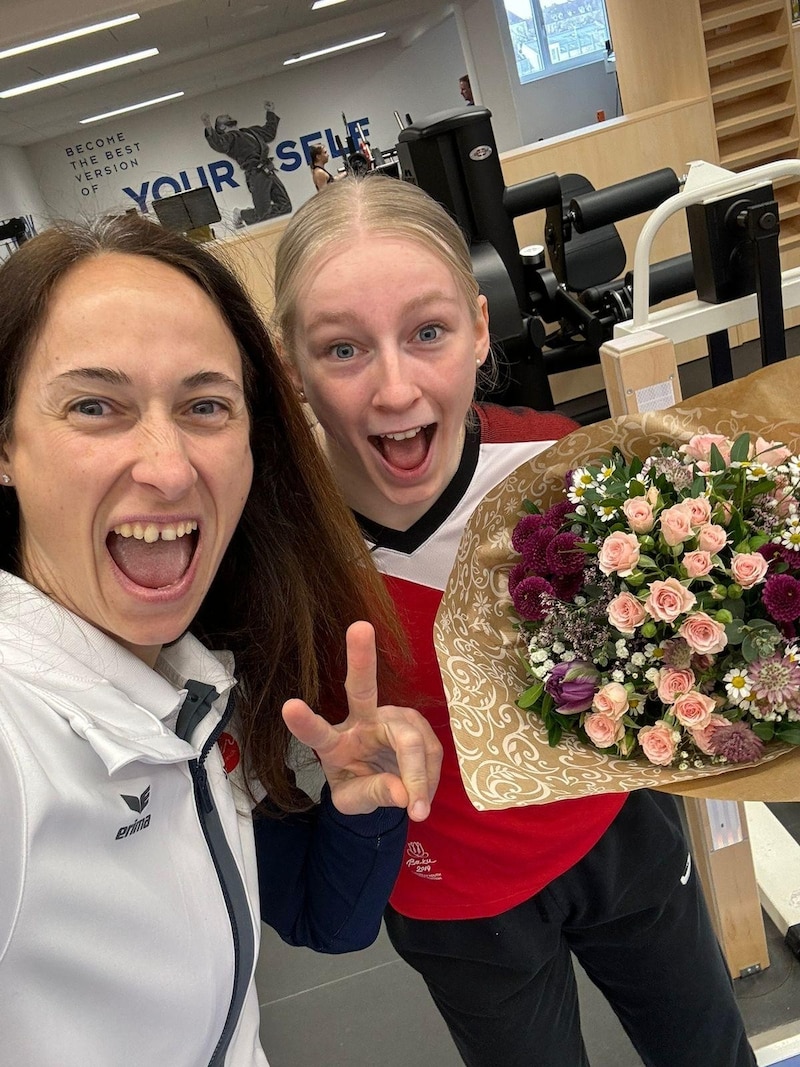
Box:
[357,403,626,920]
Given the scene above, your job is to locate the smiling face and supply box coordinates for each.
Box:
[290,234,489,530]
[4,253,253,666]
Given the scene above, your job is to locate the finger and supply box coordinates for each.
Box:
[282,699,339,754]
[331,772,411,817]
[344,621,379,720]
[389,719,443,821]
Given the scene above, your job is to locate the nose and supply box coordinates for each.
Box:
[130,419,198,500]
[371,350,422,411]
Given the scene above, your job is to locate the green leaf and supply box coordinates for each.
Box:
[752,721,775,741]
[730,433,751,464]
[708,443,727,472]
[522,499,540,515]
[775,724,800,746]
[724,619,746,644]
[546,722,563,748]
[517,681,544,709]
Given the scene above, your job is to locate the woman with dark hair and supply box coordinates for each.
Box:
[309,143,336,192]
[0,213,440,1066]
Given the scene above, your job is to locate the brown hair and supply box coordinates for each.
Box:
[309,144,326,166]
[0,213,403,810]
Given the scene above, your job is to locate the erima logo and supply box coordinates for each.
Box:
[121,786,150,813]
[116,786,152,840]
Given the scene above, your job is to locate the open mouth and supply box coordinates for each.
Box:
[106,521,199,590]
[370,424,435,472]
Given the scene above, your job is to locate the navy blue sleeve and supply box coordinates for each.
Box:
[253,784,407,953]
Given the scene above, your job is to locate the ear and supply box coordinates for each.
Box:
[473,295,490,366]
[276,338,305,393]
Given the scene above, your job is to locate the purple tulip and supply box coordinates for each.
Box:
[544,660,600,714]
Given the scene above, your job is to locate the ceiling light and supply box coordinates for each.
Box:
[0,49,159,98]
[80,91,184,124]
[311,0,349,9]
[0,14,140,61]
[284,32,386,65]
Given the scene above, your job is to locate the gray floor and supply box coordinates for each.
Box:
[256,338,800,1067]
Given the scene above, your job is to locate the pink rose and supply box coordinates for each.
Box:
[622,497,655,534]
[678,611,728,654]
[638,720,679,766]
[659,503,695,546]
[607,591,647,635]
[656,667,696,704]
[584,712,625,749]
[645,577,697,623]
[597,531,640,577]
[682,434,732,465]
[683,496,712,527]
[683,551,713,578]
[752,437,791,466]
[697,523,728,553]
[672,690,716,729]
[592,681,629,719]
[691,713,730,755]
[730,552,769,589]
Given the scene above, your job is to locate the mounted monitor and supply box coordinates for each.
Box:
[151,186,221,232]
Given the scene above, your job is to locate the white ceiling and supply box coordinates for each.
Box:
[0,0,451,146]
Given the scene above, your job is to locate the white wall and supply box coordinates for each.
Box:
[0,146,47,224]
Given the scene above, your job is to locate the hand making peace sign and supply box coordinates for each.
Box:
[281,621,442,822]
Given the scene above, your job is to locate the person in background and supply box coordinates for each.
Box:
[0,213,441,1067]
[271,175,757,1067]
[459,74,475,105]
[202,101,292,225]
[310,144,337,192]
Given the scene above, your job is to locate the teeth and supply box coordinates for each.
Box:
[381,427,423,441]
[112,520,197,542]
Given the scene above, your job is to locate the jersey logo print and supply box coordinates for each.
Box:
[405,840,442,881]
[120,785,150,813]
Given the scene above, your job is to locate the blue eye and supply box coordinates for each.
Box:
[418,324,442,342]
[191,399,224,416]
[72,398,108,417]
[332,343,356,360]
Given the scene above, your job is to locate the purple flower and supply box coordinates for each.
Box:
[748,652,800,709]
[551,572,585,602]
[709,721,765,764]
[544,660,600,713]
[511,513,549,554]
[545,532,586,577]
[762,574,800,623]
[511,575,554,621]
[543,499,575,529]
[508,561,530,596]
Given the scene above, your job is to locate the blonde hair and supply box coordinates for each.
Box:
[273,176,481,354]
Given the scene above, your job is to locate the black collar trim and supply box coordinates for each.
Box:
[356,421,481,553]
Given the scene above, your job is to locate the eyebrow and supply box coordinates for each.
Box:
[50,367,244,393]
[305,290,461,332]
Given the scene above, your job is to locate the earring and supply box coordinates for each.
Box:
[298,390,306,402]
[1,474,11,485]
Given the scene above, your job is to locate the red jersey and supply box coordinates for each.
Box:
[357,404,626,920]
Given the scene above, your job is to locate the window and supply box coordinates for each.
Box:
[501,0,610,84]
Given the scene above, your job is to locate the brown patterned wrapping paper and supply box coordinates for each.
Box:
[434,360,800,809]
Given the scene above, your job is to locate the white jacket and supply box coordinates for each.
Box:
[0,570,268,1067]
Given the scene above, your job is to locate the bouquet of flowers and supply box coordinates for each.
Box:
[509,431,800,770]
[434,361,800,809]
